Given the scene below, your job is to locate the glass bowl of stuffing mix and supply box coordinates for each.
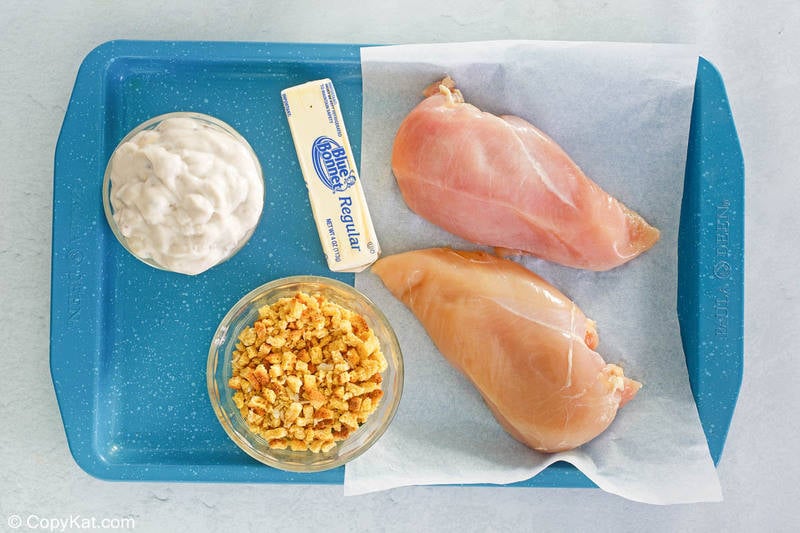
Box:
[207,275,403,472]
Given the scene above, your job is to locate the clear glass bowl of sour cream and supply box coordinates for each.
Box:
[102,112,265,275]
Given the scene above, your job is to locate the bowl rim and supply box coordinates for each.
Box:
[101,111,265,275]
[206,275,404,472]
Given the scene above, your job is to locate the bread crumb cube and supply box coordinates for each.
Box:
[362,335,380,357]
[284,402,302,425]
[285,375,302,394]
[263,427,287,440]
[267,335,286,348]
[360,397,373,414]
[264,388,277,404]
[347,397,362,412]
[269,364,282,378]
[339,412,358,429]
[288,439,308,451]
[269,439,288,450]
[239,327,257,346]
[232,392,245,409]
[246,410,264,426]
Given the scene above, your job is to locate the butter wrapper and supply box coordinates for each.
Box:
[282,79,381,272]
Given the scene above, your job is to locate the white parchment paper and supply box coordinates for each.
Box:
[345,41,722,504]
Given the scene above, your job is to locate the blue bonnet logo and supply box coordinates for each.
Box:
[312,136,356,193]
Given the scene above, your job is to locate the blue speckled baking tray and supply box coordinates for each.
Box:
[50,41,743,485]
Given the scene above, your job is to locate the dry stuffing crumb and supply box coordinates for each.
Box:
[228,291,387,452]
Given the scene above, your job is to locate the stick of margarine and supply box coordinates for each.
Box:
[281,79,381,272]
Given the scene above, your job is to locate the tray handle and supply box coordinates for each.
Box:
[678,57,745,465]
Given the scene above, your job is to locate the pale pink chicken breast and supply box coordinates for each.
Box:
[372,248,641,452]
[391,77,660,271]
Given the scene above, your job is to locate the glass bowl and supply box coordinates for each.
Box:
[102,111,264,275]
[207,275,403,472]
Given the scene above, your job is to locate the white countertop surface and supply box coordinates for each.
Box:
[1,1,797,531]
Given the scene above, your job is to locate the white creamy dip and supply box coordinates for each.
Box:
[106,114,264,275]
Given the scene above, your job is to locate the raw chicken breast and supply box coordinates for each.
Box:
[391,77,660,271]
[372,248,641,452]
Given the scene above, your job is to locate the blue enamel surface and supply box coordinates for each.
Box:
[50,42,743,486]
